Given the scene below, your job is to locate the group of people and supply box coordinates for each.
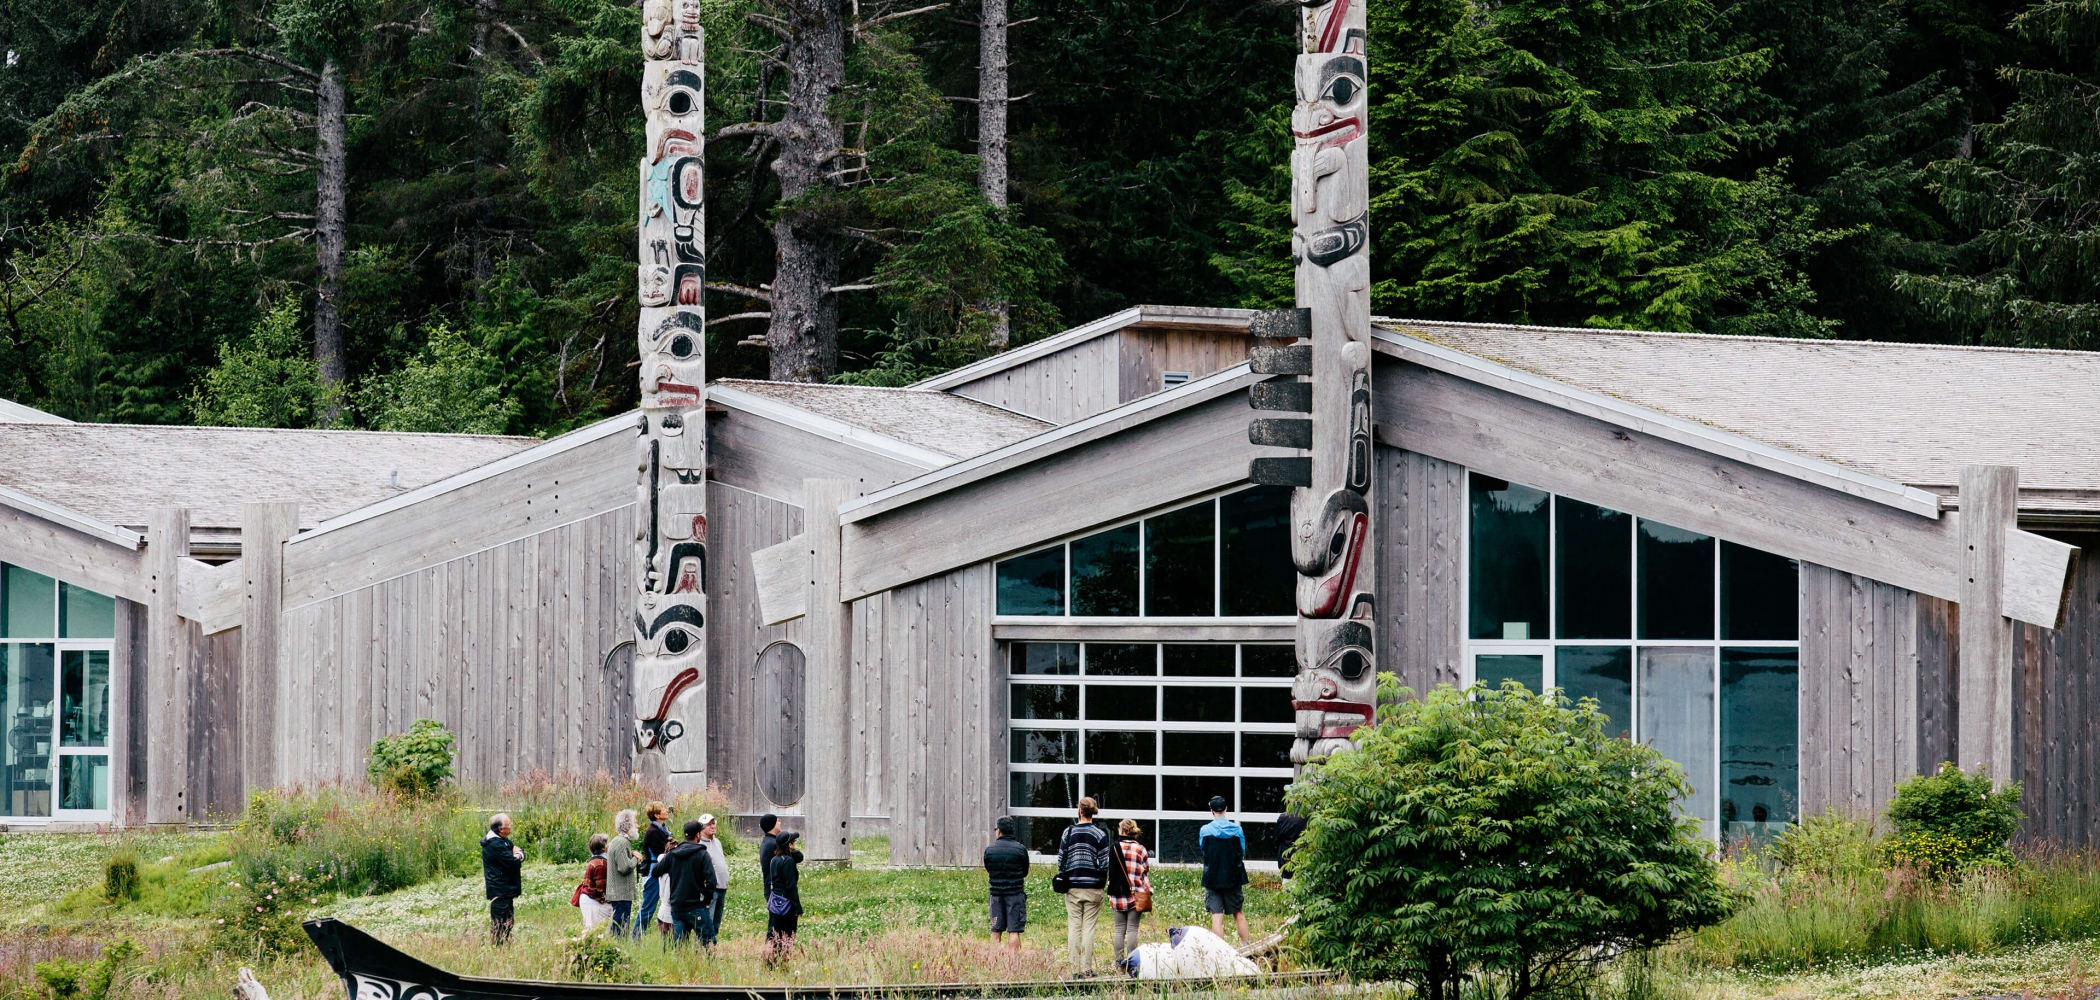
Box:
[479,805,806,961]
[987,795,1296,977]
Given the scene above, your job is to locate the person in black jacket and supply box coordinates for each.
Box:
[764,832,803,966]
[481,813,524,944]
[1274,810,1307,880]
[983,817,1030,951]
[1056,798,1109,976]
[660,819,716,946]
[757,813,781,905]
[634,801,673,941]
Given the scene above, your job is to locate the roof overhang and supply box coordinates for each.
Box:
[708,383,952,471]
[910,305,1256,393]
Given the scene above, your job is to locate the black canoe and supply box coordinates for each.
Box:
[302,918,1320,1000]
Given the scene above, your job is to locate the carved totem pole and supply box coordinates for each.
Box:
[633,0,708,785]
[1249,0,1373,765]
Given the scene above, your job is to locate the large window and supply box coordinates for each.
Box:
[1007,641,1295,861]
[1465,474,1798,840]
[994,488,1293,618]
[0,563,116,819]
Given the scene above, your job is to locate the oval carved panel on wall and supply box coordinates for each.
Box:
[756,641,806,807]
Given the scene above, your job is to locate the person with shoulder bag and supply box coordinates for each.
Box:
[1104,818,1151,968]
[764,832,804,966]
[1055,798,1109,977]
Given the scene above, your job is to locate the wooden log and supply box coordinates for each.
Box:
[242,502,299,795]
[802,480,853,864]
[1958,465,2017,782]
[146,508,192,824]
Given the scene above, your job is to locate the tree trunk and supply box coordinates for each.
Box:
[978,0,1010,348]
[765,0,848,382]
[314,57,349,424]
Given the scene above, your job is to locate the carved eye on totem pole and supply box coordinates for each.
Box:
[1293,618,1378,763]
[1293,489,1368,618]
[1291,52,1369,255]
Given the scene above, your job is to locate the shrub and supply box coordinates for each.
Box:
[210,876,312,958]
[102,852,140,903]
[1886,763,2023,874]
[367,719,457,797]
[1288,679,1735,1000]
[34,940,136,1000]
[1771,809,1881,880]
[564,928,646,983]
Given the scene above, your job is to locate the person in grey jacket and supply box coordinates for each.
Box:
[697,813,730,947]
[606,809,641,934]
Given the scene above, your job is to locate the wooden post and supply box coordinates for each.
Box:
[802,479,853,865]
[635,0,708,788]
[240,503,298,795]
[1958,465,2017,783]
[145,508,191,824]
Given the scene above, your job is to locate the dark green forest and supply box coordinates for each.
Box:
[2,0,2097,434]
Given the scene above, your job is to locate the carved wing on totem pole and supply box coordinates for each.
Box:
[1250,0,1374,766]
[634,0,708,782]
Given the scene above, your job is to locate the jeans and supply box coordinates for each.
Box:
[705,889,726,946]
[633,873,661,940]
[1112,907,1144,965]
[669,907,710,946]
[608,899,632,936]
[1065,888,1104,974]
[489,895,516,944]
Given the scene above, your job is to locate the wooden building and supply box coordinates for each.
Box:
[0,304,2093,857]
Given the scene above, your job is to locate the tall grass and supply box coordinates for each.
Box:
[230,771,731,898]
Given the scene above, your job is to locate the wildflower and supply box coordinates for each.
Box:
[217,919,226,925]
[256,906,264,912]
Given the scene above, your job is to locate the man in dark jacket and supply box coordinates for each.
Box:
[660,819,716,946]
[481,813,524,944]
[1274,809,1307,879]
[757,813,781,903]
[1199,796,1250,943]
[983,817,1030,951]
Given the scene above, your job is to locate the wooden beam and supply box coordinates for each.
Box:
[241,502,298,795]
[751,533,808,626]
[0,499,148,602]
[146,508,192,824]
[1959,465,2017,782]
[2004,528,2078,630]
[802,480,853,865]
[708,402,930,508]
[177,557,244,634]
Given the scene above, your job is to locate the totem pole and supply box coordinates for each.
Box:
[1249,0,1373,765]
[632,0,708,786]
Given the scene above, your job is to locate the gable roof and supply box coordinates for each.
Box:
[1380,319,2100,514]
[0,398,71,423]
[0,423,537,531]
[712,380,1053,461]
[909,305,1254,394]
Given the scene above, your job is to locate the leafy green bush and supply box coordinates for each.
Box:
[1771,809,1881,880]
[210,876,311,959]
[34,940,136,1000]
[1886,763,2023,874]
[101,852,140,903]
[565,928,647,983]
[1288,679,1735,1000]
[366,719,457,797]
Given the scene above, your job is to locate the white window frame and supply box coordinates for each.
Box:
[1,565,117,823]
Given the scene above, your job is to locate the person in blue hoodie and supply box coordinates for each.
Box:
[1198,796,1250,944]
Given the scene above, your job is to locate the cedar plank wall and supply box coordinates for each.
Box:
[945,334,1120,424]
[1797,563,1921,821]
[857,562,996,866]
[276,506,635,787]
[190,625,245,819]
[2012,531,2100,847]
[705,482,806,816]
[1380,447,1465,699]
[1115,328,1250,405]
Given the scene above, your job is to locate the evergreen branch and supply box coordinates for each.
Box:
[707,282,773,302]
[706,311,772,325]
[714,121,781,141]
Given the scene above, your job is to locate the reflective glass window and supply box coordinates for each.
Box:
[60,755,107,812]
[1241,733,1294,768]
[1556,499,1631,639]
[1722,649,1799,834]
[1158,820,1204,863]
[58,585,115,640]
[1011,728,1076,764]
[1469,476,1548,640]
[1163,644,1232,676]
[1011,772,1076,810]
[1011,642,1078,676]
[1164,732,1234,767]
[1722,542,1799,641]
[1070,524,1139,616]
[1086,643,1156,676]
[1241,645,1296,677]
[1086,773,1156,811]
[1242,777,1290,813]
[1085,685,1156,721]
[1162,686,1233,723]
[1144,504,1215,616]
[1556,646,1632,740]
[1639,647,1716,829]
[1086,730,1157,766]
[1221,487,1293,615]
[60,651,109,748]
[1012,684,1078,720]
[1241,686,1293,723]
[996,548,1064,616]
[1,566,56,639]
[1639,520,1715,640]
[0,643,55,817]
[1476,654,1543,693]
[1163,775,1233,812]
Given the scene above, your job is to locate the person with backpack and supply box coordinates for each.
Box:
[660,819,717,947]
[764,831,804,966]
[1199,796,1251,944]
[1105,818,1151,968]
[1054,797,1109,976]
[982,816,1030,951]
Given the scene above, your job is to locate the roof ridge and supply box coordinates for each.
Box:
[26,421,538,441]
[713,378,948,393]
[1375,316,2100,360]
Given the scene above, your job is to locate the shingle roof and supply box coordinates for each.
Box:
[714,380,1054,459]
[0,423,537,530]
[1379,318,2100,513]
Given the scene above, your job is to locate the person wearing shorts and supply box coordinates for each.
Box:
[1199,796,1251,943]
[984,816,1030,950]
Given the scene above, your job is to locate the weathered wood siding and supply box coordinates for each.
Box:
[855,562,997,866]
[1917,594,1958,774]
[190,624,245,819]
[2012,531,2100,847]
[1379,447,1464,699]
[704,482,806,814]
[1798,563,1921,820]
[947,334,1120,425]
[1115,327,1249,405]
[277,506,635,786]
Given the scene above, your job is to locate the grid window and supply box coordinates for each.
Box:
[0,563,115,819]
[991,487,1295,618]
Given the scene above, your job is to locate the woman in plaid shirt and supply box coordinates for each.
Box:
[1105,819,1152,967]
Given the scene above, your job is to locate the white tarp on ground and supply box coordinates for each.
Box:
[1124,926,1262,979]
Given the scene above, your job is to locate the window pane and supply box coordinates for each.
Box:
[1086,730,1157,766]
[1014,816,1064,855]
[1164,731,1234,767]
[1240,644,1296,677]
[996,548,1065,616]
[1011,771,1077,810]
[60,651,109,748]
[58,585,115,640]
[60,755,109,812]
[1162,686,1233,722]
[1070,524,1139,616]
[1012,684,1078,720]
[1639,647,1716,831]
[1145,503,1216,616]
[1085,685,1156,721]
[1011,728,1076,764]
[1243,777,1290,813]
[1086,773,1156,811]
[1,643,55,817]
[1475,654,1543,693]
[1241,733,1295,768]
[1221,487,1293,615]
[1556,499,1631,639]
[1722,542,1799,641]
[1163,644,1232,676]
[1163,774,1233,812]
[1639,520,1715,639]
[1244,821,1279,861]
[1,566,57,639]
[1241,686,1294,723]
[1159,819,1205,863]
[1086,643,1156,676]
[1556,646,1632,740]
[1011,642,1078,676]
[1469,476,1548,640]
[1722,649,1799,835]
